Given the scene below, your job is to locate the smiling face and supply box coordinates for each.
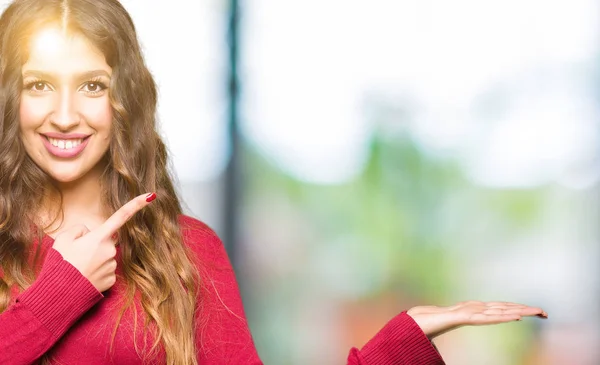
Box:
[19,27,113,184]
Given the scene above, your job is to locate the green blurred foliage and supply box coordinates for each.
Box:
[242,115,548,364]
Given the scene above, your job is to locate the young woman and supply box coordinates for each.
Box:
[0,0,547,364]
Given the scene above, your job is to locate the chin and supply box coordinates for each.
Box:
[39,164,85,184]
[42,160,106,185]
[47,172,84,184]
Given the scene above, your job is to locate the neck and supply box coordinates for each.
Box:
[42,163,109,235]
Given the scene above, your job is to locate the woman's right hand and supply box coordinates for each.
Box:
[51,192,156,292]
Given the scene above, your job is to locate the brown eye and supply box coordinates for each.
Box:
[81,81,107,94]
[25,81,50,93]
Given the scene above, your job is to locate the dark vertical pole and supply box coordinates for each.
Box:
[224,0,240,269]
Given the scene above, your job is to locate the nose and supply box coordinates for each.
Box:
[50,89,80,130]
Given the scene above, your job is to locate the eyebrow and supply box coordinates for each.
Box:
[21,70,111,80]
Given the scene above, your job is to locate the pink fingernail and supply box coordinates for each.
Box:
[146,192,157,202]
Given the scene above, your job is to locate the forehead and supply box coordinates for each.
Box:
[22,27,111,76]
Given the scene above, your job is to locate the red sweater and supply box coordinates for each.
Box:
[0,215,444,364]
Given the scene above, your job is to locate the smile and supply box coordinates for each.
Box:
[40,134,91,158]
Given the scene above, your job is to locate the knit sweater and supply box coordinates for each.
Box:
[0,215,444,364]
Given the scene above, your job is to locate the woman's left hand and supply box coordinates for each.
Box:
[407,301,548,339]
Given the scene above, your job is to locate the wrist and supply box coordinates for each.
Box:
[406,306,458,340]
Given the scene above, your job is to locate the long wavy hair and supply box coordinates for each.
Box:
[0,0,201,364]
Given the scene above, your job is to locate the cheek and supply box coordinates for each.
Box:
[19,96,52,129]
[80,98,113,133]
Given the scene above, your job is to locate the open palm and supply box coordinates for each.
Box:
[407,301,548,339]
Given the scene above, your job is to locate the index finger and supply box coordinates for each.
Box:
[96,192,156,238]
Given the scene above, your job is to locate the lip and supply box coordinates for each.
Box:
[42,132,91,139]
[40,134,91,158]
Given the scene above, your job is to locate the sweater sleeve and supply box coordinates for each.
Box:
[0,248,103,365]
[347,311,445,365]
[180,216,445,365]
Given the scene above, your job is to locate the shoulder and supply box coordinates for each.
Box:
[177,214,229,268]
[178,214,219,241]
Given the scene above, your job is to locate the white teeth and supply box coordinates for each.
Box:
[47,137,83,150]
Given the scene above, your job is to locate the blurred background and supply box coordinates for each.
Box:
[124,1,599,364]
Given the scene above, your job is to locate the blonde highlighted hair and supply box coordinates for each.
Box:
[0,0,201,363]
